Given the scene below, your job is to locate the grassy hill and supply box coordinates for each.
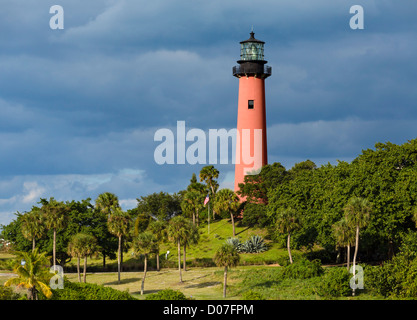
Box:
[116,218,292,271]
[59,218,293,272]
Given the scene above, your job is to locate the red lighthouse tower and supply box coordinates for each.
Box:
[233,31,271,194]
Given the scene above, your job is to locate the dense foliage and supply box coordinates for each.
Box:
[145,288,188,300]
[48,279,136,300]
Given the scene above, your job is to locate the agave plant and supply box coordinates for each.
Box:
[226,237,244,253]
[241,235,268,253]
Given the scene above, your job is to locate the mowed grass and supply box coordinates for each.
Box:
[64,267,242,300]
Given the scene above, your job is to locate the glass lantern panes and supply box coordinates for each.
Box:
[240,42,264,61]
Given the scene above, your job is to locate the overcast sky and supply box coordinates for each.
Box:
[0,0,416,225]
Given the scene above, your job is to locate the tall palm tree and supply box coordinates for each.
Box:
[107,207,131,284]
[213,243,240,298]
[80,234,99,283]
[275,207,302,264]
[148,220,167,271]
[344,196,372,295]
[95,192,120,215]
[199,165,219,219]
[213,189,240,237]
[20,209,45,252]
[168,215,189,283]
[41,198,68,266]
[332,217,355,270]
[4,249,52,300]
[68,233,99,283]
[181,223,199,272]
[132,232,158,295]
[67,234,83,282]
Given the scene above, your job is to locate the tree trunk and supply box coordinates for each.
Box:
[192,213,195,226]
[120,238,123,272]
[32,237,36,252]
[102,252,106,270]
[118,235,122,284]
[178,240,182,283]
[346,244,351,271]
[223,266,228,298]
[141,255,147,295]
[53,228,57,266]
[352,225,360,296]
[77,256,81,282]
[196,209,199,227]
[156,249,160,271]
[287,232,293,264]
[83,256,87,283]
[28,286,35,300]
[183,245,187,271]
[231,213,235,237]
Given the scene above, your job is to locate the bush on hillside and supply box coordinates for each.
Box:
[0,285,21,300]
[241,290,265,300]
[316,267,351,298]
[282,258,323,279]
[47,279,136,300]
[366,253,417,298]
[145,289,188,300]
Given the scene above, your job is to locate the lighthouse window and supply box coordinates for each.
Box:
[248,100,254,109]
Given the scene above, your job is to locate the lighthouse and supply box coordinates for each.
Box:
[233,30,271,194]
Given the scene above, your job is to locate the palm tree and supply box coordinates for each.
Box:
[4,249,52,300]
[107,207,131,284]
[148,220,167,271]
[332,217,355,270]
[181,190,205,226]
[132,232,158,295]
[41,198,68,266]
[344,196,372,296]
[213,243,240,298]
[275,207,302,264]
[168,215,189,282]
[68,233,99,283]
[20,209,45,252]
[95,192,120,215]
[199,165,219,219]
[181,223,200,272]
[214,189,240,237]
[67,234,83,282]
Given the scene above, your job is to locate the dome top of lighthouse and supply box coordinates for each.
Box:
[240,31,265,44]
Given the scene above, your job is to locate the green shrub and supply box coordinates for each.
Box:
[0,285,21,300]
[316,267,351,298]
[366,254,417,298]
[276,252,304,266]
[241,290,265,300]
[49,279,136,300]
[282,259,323,279]
[145,289,188,300]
